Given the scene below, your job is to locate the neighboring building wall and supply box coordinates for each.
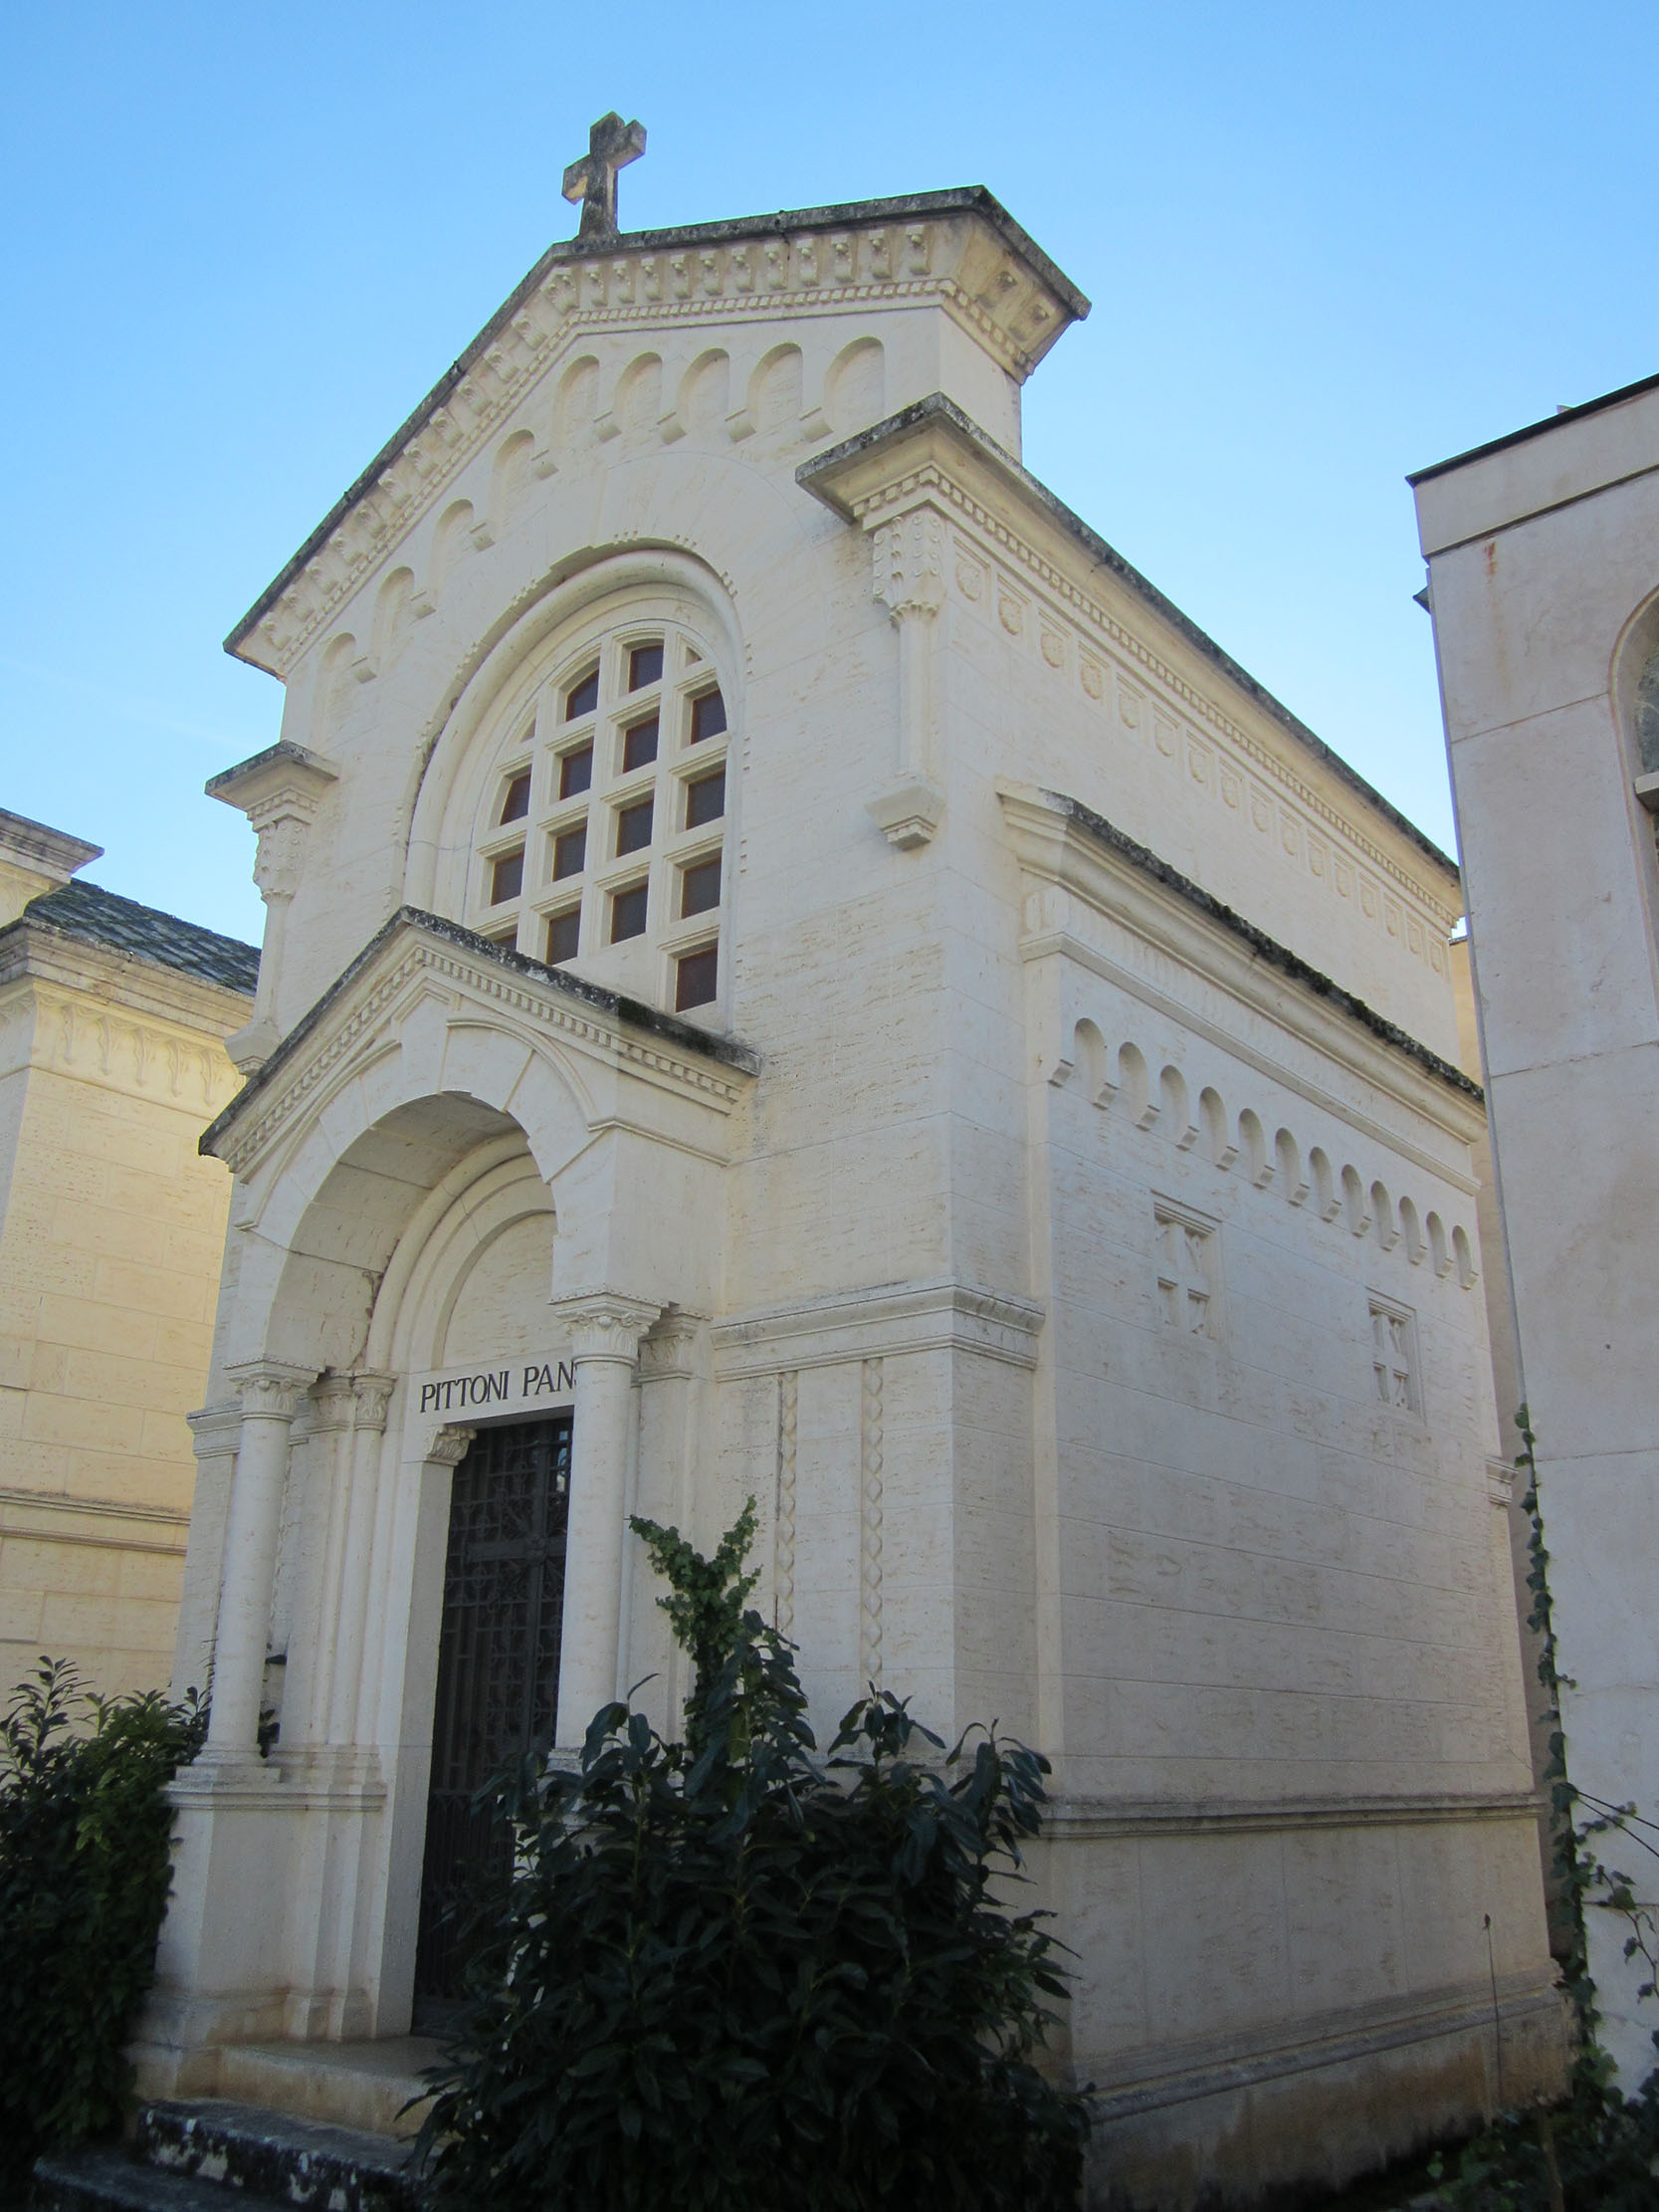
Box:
[0,864,255,1698]
[1414,375,1659,2088]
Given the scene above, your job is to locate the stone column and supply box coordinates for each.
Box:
[635,1315,703,1724]
[288,1375,355,1750]
[865,503,945,851]
[204,1362,314,1761]
[325,1373,396,1749]
[173,1402,241,1703]
[554,1291,659,1747]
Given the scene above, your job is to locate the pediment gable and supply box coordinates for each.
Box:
[227,189,1088,680]
[200,906,756,1180]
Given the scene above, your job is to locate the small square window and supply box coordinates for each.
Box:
[545,907,580,965]
[552,825,586,881]
[681,855,722,918]
[628,641,664,691]
[490,849,524,905]
[485,925,518,950]
[565,666,599,720]
[616,796,654,856]
[1369,1296,1420,1415]
[559,744,593,799]
[676,944,719,1010]
[611,881,648,942]
[622,715,660,774]
[500,770,531,824]
[690,689,726,745]
[685,767,725,827]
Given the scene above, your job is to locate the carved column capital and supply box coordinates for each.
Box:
[640,1311,705,1384]
[310,1375,357,1433]
[871,505,945,624]
[250,808,312,905]
[350,1371,397,1434]
[553,1289,662,1367]
[229,1360,315,1423]
[428,1425,476,1469]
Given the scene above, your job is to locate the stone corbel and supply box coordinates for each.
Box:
[206,743,338,1074]
[867,506,946,850]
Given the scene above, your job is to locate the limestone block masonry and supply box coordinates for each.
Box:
[0,815,257,1696]
[1413,374,1659,2093]
[141,162,1562,2211]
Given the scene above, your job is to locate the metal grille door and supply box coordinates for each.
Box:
[412,1415,571,2020]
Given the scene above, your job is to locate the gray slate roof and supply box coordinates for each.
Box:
[17,879,260,995]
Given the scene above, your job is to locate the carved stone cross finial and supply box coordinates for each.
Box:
[562,111,646,241]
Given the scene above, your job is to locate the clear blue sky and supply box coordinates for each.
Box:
[4,3,1652,944]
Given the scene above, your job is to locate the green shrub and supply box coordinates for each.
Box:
[0,1657,205,2185]
[418,1502,1092,2209]
[1431,2070,1659,2209]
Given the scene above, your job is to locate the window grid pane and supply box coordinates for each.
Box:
[611,882,648,943]
[622,716,659,774]
[690,689,726,745]
[676,944,719,1010]
[685,768,725,828]
[681,856,722,918]
[472,620,729,1013]
[546,908,580,965]
[616,797,654,856]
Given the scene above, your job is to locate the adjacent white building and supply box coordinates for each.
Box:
[1414,377,1659,2093]
[140,144,1562,2207]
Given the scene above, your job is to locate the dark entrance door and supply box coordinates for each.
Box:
[412,1413,571,2028]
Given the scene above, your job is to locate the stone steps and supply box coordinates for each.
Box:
[32,2099,429,2212]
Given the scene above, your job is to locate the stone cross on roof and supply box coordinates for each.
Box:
[562,111,647,242]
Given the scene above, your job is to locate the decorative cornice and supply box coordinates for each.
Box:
[200,907,757,1179]
[0,974,243,1114]
[999,785,1484,1148]
[0,807,100,885]
[1045,1786,1542,1841]
[226,194,1087,678]
[187,1401,243,1453]
[798,393,1463,921]
[713,1277,1044,1378]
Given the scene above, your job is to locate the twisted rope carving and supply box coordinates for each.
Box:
[860,1358,884,1688]
[774,1369,797,1637]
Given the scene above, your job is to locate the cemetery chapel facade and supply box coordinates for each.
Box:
[144,131,1565,2203]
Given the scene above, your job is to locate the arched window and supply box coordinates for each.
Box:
[468,613,731,1015]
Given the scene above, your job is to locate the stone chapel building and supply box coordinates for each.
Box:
[141,130,1565,2205]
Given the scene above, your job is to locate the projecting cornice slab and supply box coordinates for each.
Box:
[999,782,1484,1156]
[800,394,1461,900]
[200,906,759,1178]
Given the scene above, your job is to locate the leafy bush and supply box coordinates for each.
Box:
[0,1657,205,2185]
[418,1501,1092,2210]
[1431,2071,1659,2209]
